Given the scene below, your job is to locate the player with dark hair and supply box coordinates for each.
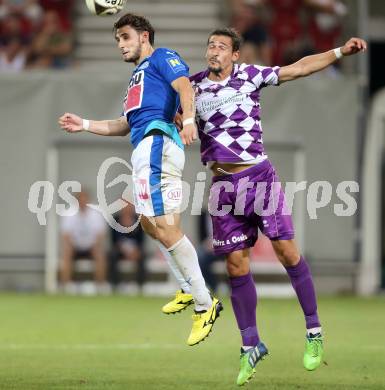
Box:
[172,27,366,384]
[59,13,222,346]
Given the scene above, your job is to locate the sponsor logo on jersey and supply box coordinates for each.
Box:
[196,92,246,115]
[166,188,182,201]
[213,234,248,247]
[231,234,248,243]
[123,70,144,114]
[212,238,225,247]
[137,178,149,200]
[166,57,186,73]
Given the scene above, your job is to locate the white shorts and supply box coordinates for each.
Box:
[131,134,185,217]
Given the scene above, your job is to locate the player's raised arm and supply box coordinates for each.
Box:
[278,37,367,83]
[171,76,197,146]
[58,113,130,136]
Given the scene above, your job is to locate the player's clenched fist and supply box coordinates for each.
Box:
[180,123,198,146]
[58,113,83,133]
[341,37,367,56]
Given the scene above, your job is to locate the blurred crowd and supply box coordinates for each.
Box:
[0,0,74,71]
[0,0,349,72]
[229,0,348,67]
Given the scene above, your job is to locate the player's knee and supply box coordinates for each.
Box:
[157,229,183,248]
[281,255,300,267]
[275,246,299,267]
[156,229,168,246]
[226,259,249,277]
[154,221,182,246]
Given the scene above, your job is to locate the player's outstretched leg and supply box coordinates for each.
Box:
[229,269,268,385]
[226,249,267,385]
[167,235,223,345]
[142,214,222,345]
[275,243,323,371]
[285,256,323,370]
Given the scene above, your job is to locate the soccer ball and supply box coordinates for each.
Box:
[85,0,127,16]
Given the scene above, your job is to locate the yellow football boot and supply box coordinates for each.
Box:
[187,297,223,346]
[162,290,194,314]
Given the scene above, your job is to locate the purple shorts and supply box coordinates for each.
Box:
[208,159,295,255]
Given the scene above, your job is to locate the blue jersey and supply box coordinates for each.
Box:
[123,48,189,149]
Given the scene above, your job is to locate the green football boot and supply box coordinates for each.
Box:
[303,333,324,371]
[237,342,268,386]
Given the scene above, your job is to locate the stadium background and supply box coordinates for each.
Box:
[1,0,384,294]
[0,1,384,389]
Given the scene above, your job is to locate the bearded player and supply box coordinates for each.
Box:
[171,28,366,384]
[58,13,222,346]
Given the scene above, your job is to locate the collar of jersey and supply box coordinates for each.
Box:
[134,54,152,72]
[203,63,238,83]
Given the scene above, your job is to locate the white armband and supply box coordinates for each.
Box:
[183,118,195,126]
[333,47,343,59]
[82,119,90,130]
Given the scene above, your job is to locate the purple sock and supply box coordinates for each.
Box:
[230,272,260,346]
[285,256,321,329]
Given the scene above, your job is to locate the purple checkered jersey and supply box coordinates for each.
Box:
[190,63,280,165]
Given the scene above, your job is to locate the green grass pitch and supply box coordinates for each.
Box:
[0,294,384,389]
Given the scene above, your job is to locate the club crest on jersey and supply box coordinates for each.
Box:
[166,57,186,73]
[124,70,144,114]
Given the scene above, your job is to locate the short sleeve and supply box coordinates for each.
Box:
[152,48,190,84]
[242,64,280,89]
